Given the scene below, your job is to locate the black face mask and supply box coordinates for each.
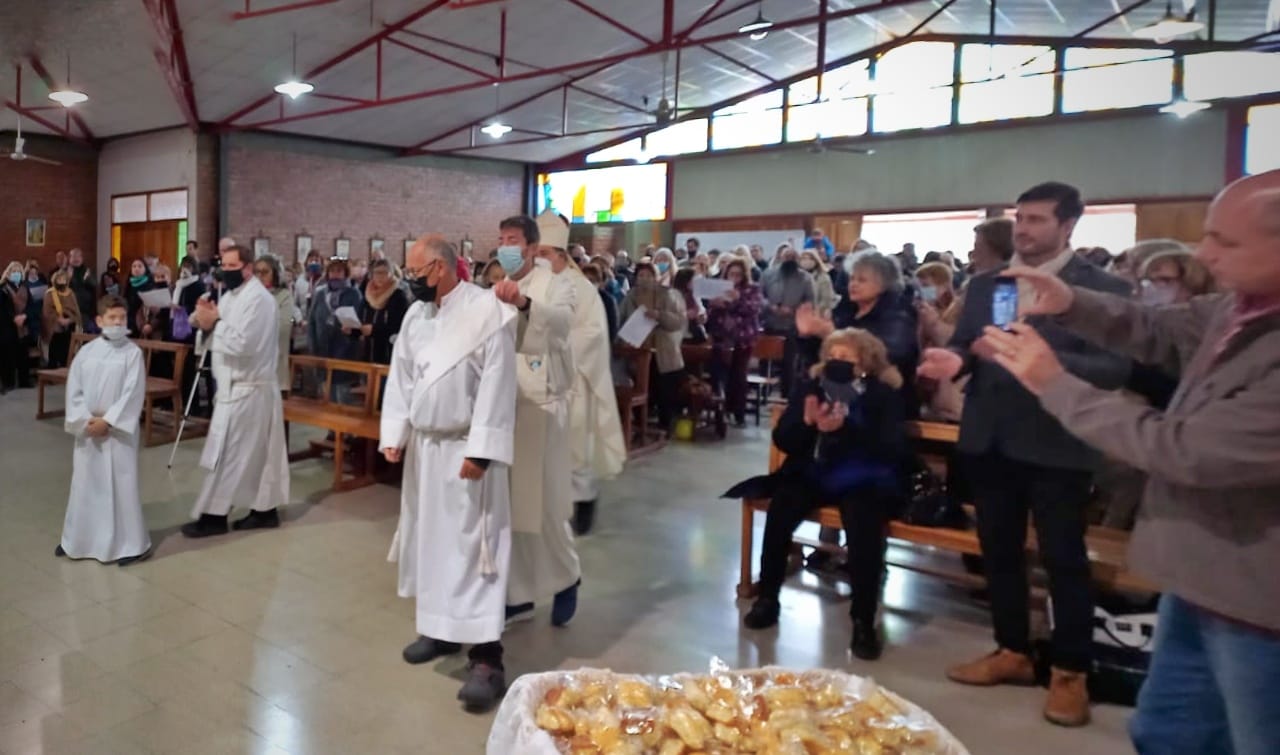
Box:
[822,358,856,384]
[408,275,436,304]
[781,259,800,274]
[221,268,245,290]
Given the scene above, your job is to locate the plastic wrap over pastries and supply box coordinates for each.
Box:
[487,664,969,755]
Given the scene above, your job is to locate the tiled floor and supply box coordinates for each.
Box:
[0,387,1132,754]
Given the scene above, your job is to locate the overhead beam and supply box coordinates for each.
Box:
[141,0,200,130]
[700,44,779,84]
[218,0,453,125]
[568,84,651,114]
[6,66,92,144]
[232,0,341,21]
[393,27,546,72]
[231,0,937,132]
[561,0,654,47]
[26,55,95,140]
[906,0,960,37]
[385,36,497,81]
[677,0,757,41]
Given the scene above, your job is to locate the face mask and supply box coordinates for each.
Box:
[533,257,552,271]
[800,259,817,272]
[222,268,245,290]
[307,263,323,276]
[326,278,345,291]
[179,269,196,281]
[1140,280,1179,307]
[105,284,120,296]
[55,283,68,292]
[656,262,670,274]
[823,359,857,384]
[101,325,128,342]
[129,274,149,288]
[919,285,938,303]
[7,272,21,285]
[408,276,436,304]
[496,245,525,275]
[27,272,39,282]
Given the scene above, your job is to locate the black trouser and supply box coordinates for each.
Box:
[710,344,750,418]
[758,482,893,624]
[47,331,72,369]
[967,452,1094,672]
[655,367,684,428]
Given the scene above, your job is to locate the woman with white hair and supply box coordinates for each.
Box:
[652,247,677,287]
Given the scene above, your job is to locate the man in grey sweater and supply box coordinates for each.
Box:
[980,169,1280,755]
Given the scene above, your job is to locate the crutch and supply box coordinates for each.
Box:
[167,333,210,469]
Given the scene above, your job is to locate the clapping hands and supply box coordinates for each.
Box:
[803,394,846,432]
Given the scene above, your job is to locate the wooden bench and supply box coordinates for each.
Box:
[36,333,191,447]
[282,355,389,491]
[35,331,96,419]
[737,406,1154,599]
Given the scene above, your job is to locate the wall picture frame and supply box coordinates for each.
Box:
[25,219,46,247]
[370,237,385,259]
[335,237,351,260]
[403,238,414,264]
[295,234,313,262]
[252,237,270,258]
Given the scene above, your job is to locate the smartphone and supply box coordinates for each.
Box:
[992,276,1018,330]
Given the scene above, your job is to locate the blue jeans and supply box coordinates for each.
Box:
[1131,594,1280,755]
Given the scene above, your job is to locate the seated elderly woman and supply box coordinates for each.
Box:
[728,327,908,661]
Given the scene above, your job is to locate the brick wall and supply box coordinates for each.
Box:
[225,142,524,266]
[0,135,97,271]
[195,133,219,256]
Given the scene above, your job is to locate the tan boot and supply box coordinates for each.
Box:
[946,648,1037,686]
[1043,668,1090,727]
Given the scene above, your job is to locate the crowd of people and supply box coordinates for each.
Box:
[23,169,1280,752]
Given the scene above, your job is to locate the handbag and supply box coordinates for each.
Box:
[899,467,969,529]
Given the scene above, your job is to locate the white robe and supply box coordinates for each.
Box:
[61,337,150,562]
[508,264,581,605]
[561,269,626,502]
[382,284,517,643]
[191,278,290,518]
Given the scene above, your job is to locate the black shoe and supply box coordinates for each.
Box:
[733,413,747,427]
[572,500,597,536]
[402,636,461,665]
[180,514,229,539]
[505,603,535,627]
[743,596,780,630]
[232,508,280,531]
[551,579,581,627]
[117,549,152,567]
[54,544,66,557]
[457,661,506,712]
[851,619,883,661]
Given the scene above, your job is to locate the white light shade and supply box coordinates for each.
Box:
[749,30,769,41]
[480,122,512,139]
[48,89,88,106]
[739,11,773,37]
[273,80,314,99]
[1160,99,1211,118]
[1132,10,1204,40]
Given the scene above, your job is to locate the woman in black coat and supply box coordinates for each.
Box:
[359,259,409,365]
[729,327,908,661]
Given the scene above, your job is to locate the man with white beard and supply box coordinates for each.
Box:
[491,213,580,627]
[181,245,289,536]
[381,234,517,711]
[537,219,625,535]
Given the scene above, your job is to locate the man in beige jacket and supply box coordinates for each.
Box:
[979,169,1280,755]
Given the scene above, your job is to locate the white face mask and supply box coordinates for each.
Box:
[1140,280,1179,307]
[533,257,551,270]
[101,325,128,342]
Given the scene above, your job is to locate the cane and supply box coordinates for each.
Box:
[167,336,210,469]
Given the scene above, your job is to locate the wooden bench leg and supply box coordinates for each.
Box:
[332,433,346,491]
[737,504,760,599]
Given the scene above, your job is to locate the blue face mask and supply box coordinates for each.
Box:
[7,272,21,285]
[656,262,670,274]
[496,245,525,275]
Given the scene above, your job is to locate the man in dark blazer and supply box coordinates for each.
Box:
[919,182,1132,728]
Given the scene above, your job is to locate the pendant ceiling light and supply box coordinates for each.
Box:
[274,34,315,99]
[739,1,773,41]
[48,52,88,107]
[1132,2,1205,40]
[481,82,511,139]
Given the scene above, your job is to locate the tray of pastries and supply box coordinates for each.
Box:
[487,665,969,755]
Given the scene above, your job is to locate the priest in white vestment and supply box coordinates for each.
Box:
[541,229,626,536]
[183,245,290,537]
[57,295,151,565]
[381,234,516,711]
[492,213,581,627]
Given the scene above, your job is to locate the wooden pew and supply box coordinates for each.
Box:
[737,405,1154,599]
[35,331,96,419]
[282,355,389,491]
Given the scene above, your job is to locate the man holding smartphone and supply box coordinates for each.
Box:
[918,182,1131,727]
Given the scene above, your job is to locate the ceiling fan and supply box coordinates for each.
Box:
[807,136,874,156]
[1,117,61,165]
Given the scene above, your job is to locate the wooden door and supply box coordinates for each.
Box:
[812,214,863,255]
[1135,201,1209,244]
[118,221,180,272]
